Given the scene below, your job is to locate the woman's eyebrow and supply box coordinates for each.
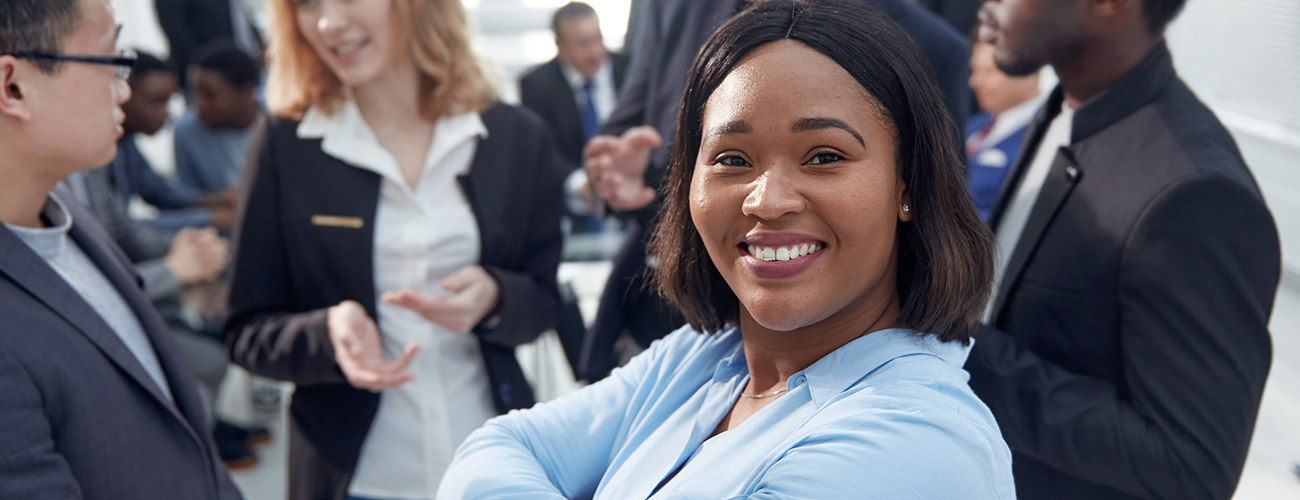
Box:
[706,120,751,138]
[791,117,865,147]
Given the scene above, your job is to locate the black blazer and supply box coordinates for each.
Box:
[578,0,974,381]
[964,43,1281,500]
[225,104,565,500]
[0,188,241,500]
[519,54,630,168]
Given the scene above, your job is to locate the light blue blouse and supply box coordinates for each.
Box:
[438,326,1016,500]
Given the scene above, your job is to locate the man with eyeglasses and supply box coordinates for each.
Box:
[0,0,245,498]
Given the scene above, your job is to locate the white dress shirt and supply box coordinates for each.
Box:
[560,59,617,124]
[298,100,497,499]
[984,101,1075,323]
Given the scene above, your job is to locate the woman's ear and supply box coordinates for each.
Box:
[897,178,912,222]
[0,58,35,123]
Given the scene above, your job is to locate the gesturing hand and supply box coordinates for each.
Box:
[584,125,662,212]
[327,300,419,392]
[382,265,501,334]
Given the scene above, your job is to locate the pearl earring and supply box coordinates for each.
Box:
[903,204,911,214]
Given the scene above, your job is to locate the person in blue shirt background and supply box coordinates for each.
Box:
[966,39,1044,221]
[113,52,236,230]
[174,40,265,198]
[438,1,1014,498]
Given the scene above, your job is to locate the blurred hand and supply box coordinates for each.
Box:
[584,126,662,212]
[199,188,238,229]
[164,227,228,285]
[382,265,501,333]
[328,300,419,392]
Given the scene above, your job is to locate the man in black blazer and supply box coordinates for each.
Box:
[578,0,972,381]
[520,2,630,170]
[964,0,1280,498]
[0,0,243,498]
[156,0,263,89]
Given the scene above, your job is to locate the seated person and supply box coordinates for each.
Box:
[965,39,1043,221]
[437,1,1015,498]
[175,40,265,196]
[112,52,236,230]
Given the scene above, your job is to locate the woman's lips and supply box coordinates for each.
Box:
[738,243,825,280]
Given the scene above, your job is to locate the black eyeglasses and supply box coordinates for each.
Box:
[8,48,138,79]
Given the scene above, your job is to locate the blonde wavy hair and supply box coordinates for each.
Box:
[266,0,498,120]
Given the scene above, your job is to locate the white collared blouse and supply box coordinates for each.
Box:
[297,100,497,499]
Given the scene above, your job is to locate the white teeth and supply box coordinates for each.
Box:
[747,243,823,262]
[335,41,364,55]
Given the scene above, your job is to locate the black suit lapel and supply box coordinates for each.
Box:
[989,89,1063,230]
[989,149,1084,324]
[546,62,585,155]
[458,117,510,266]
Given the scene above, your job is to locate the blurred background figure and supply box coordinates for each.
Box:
[965,39,1042,221]
[156,0,264,89]
[520,1,629,236]
[175,40,265,197]
[112,52,237,230]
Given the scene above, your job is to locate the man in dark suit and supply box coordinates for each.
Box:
[578,0,972,381]
[964,0,1280,499]
[0,0,244,499]
[520,2,630,170]
[155,0,263,89]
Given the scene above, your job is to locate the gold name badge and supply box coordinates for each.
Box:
[311,215,364,229]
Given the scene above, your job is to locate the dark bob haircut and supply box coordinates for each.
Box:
[650,0,994,343]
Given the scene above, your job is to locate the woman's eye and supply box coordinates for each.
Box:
[717,155,750,167]
[808,152,843,165]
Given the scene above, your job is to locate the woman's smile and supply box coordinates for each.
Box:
[738,232,828,280]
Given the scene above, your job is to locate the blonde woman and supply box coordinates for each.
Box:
[223,0,565,498]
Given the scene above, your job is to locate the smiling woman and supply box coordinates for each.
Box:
[436,0,1012,499]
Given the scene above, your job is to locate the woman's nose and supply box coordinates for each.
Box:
[317,1,348,34]
[741,167,806,220]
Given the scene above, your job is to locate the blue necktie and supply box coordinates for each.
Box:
[581,79,599,142]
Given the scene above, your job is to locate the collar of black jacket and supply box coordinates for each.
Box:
[1039,40,1176,144]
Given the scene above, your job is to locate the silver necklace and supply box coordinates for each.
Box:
[739,388,788,399]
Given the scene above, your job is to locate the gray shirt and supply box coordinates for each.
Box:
[4,194,174,402]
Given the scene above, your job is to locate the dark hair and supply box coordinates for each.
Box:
[0,0,82,72]
[192,41,260,88]
[130,51,172,83]
[650,0,994,343]
[1144,0,1188,33]
[551,2,598,43]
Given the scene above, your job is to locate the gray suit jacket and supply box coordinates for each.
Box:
[66,167,181,301]
[0,187,241,500]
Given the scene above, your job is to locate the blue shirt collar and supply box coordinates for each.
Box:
[716,326,971,409]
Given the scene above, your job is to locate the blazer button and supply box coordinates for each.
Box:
[1065,166,1080,182]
